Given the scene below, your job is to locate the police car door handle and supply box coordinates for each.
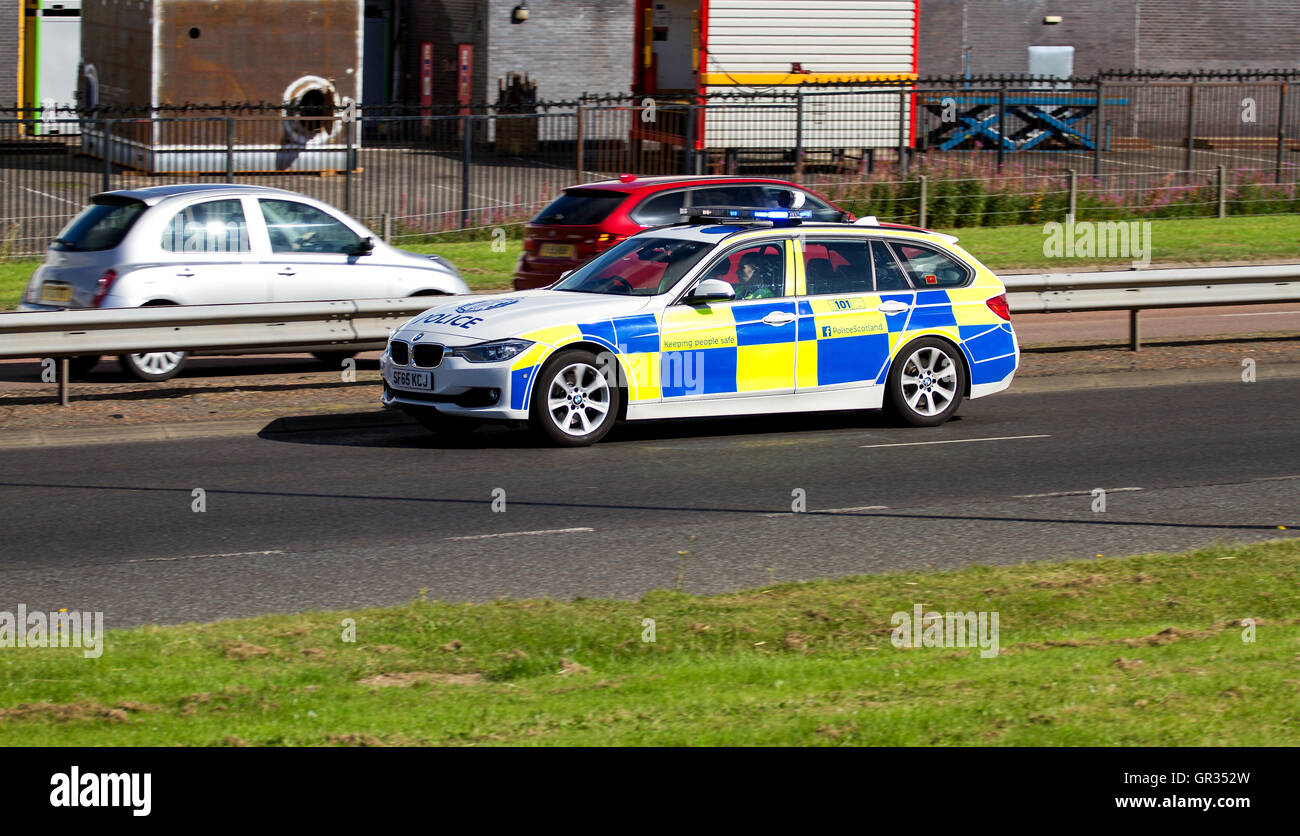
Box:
[761,311,795,325]
[877,300,910,314]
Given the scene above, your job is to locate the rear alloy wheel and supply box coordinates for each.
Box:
[530,349,619,447]
[886,338,965,427]
[118,351,188,382]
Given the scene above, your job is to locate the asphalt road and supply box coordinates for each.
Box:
[1,377,1297,627]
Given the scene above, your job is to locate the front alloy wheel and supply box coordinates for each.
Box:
[887,338,964,427]
[118,351,188,382]
[530,349,619,446]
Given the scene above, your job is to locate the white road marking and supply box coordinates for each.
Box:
[125,549,285,564]
[1014,487,1143,498]
[860,434,1051,449]
[447,527,593,541]
[763,504,888,517]
[1219,311,1300,317]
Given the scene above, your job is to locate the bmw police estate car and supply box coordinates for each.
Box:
[381,206,1019,446]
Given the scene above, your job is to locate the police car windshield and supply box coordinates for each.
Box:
[553,237,712,296]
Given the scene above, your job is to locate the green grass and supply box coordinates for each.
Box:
[4,214,1296,308]
[2,538,1297,746]
[0,260,34,310]
[951,214,1300,272]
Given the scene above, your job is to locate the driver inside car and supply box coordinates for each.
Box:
[735,252,780,299]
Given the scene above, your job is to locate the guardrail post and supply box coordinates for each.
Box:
[1217,165,1226,218]
[1129,310,1141,352]
[225,117,235,184]
[102,118,114,192]
[918,174,928,228]
[58,357,69,406]
[1067,169,1077,221]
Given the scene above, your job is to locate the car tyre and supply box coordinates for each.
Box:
[885,337,965,427]
[529,348,620,447]
[118,351,188,382]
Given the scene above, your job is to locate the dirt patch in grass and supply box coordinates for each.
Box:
[358,671,485,688]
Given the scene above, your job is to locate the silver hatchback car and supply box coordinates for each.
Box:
[18,184,469,380]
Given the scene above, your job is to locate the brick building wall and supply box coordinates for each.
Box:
[919,0,1299,77]
[485,0,632,103]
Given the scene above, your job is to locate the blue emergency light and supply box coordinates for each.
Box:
[680,206,814,225]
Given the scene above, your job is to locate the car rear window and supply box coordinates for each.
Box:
[53,198,147,252]
[533,190,628,225]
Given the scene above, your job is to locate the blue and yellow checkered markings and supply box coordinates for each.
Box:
[908,289,959,330]
[577,319,618,350]
[959,322,1018,385]
[612,314,660,354]
[610,314,664,403]
[794,293,898,388]
[734,301,797,346]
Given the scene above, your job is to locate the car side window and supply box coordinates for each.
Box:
[161,199,250,253]
[630,191,686,226]
[801,240,872,296]
[889,242,972,288]
[698,242,787,300]
[259,199,363,254]
[689,185,762,208]
[872,241,913,291]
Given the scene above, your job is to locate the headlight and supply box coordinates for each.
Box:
[449,338,533,363]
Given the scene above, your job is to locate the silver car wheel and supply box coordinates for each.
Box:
[545,362,611,437]
[899,346,959,417]
[130,352,185,376]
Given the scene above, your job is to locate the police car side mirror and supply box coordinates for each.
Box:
[686,279,735,303]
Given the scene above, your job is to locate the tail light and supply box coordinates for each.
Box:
[985,293,1011,321]
[91,269,118,307]
[593,233,627,252]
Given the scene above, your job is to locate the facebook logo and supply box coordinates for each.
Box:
[821,325,832,338]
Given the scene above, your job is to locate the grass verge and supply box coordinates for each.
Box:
[4,214,1297,307]
[2,538,1297,746]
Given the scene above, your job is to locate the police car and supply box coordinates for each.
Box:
[381,206,1019,446]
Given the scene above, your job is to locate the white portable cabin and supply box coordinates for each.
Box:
[631,0,918,154]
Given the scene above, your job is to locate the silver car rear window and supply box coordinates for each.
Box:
[53,199,147,252]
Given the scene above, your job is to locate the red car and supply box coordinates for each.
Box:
[513,175,851,290]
